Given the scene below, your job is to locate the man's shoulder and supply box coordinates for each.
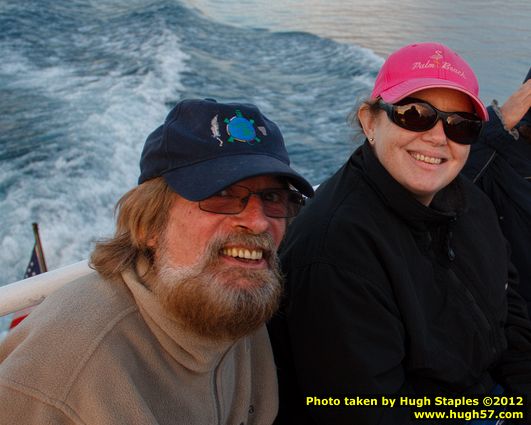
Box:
[26,270,139,337]
[48,269,135,312]
[0,270,141,400]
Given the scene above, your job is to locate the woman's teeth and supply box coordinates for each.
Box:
[411,152,442,165]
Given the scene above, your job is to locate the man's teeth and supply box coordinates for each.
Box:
[222,247,263,260]
[411,153,442,165]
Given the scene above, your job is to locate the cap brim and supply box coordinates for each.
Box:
[379,78,489,121]
[162,154,314,201]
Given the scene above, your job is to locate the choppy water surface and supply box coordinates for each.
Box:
[0,0,529,286]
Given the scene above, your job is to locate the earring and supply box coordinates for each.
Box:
[369,137,375,143]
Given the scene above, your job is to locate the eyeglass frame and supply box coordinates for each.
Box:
[198,184,305,218]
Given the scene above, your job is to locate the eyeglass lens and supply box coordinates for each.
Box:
[199,185,304,218]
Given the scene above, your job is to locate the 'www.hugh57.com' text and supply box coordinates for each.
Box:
[305,395,526,421]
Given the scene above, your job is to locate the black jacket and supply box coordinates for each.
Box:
[269,141,531,424]
[462,107,531,315]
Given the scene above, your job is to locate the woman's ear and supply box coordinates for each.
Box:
[358,105,376,144]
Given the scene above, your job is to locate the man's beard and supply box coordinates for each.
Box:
[149,230,282,341]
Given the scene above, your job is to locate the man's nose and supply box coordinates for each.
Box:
[234,194,271,234]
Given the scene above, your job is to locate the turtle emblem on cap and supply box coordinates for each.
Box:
[224,110,261,145]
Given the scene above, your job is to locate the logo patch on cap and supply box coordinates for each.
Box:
[211,115,223,146]
[224,110,261,145]
[430,50,444,66]
[411,49,466,79]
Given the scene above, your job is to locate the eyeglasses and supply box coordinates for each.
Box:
[199,185,305,218]
[378,97,484,145]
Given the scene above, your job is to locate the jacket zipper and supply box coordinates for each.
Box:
[212,365,222,425]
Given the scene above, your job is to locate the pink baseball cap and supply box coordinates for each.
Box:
[371,42,488,120]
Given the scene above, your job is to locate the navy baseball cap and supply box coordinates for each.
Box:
[138,98,314,200]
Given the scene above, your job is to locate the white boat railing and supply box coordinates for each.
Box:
[0,260,92,318]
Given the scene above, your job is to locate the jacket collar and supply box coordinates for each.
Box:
[352,140,468,228]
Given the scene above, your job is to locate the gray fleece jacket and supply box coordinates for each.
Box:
[0,267,278,425]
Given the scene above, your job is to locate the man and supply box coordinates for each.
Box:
[0,98,313,424]
[462,68,531,315]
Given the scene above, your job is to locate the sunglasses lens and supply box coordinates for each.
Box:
[444,113,483,144]
[393,103,437,132]
[385,100,482,145]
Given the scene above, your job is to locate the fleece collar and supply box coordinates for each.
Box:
[121,259,236,373]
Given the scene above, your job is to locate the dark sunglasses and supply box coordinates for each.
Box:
[199,185,305,218]
[378,97,484,145]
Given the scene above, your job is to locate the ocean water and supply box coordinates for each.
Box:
[0,0,530,288]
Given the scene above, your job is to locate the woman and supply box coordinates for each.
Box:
[268,43,531,424]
